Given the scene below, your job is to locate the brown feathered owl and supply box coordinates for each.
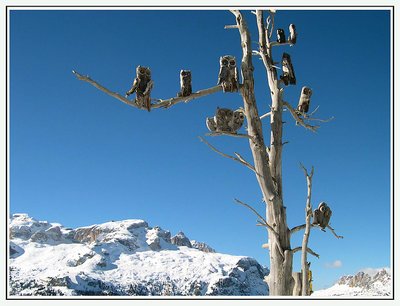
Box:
[177,70,192,97]
[297,86,312,114]
[277,28,286,43]
[126,65,153,112]
[312,202,332,229]
[206,107,245,133]
[288,24,297,45]
[217,56,239,93]
[280,53,296,86]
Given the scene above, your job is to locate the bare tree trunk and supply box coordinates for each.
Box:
[232,10,293,296]
[300,166,314,295]
[292,272,302,296]
[74,10,339,297]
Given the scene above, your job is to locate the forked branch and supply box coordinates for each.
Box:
[326,225,344,239]
[206,132,254,140]
[72,70,137,108]
[292,247,320,259]
[72,70,223,110]
[234,199,268,227]
[198,136,256,173]
[235,198,283,258]
[154,85,223,108]
[290,224,307,235]
[283,101,320,132]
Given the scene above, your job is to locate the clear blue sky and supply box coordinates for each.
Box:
[9,9,391,291]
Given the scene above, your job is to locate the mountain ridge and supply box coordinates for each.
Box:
[312,268,392,297]
[9,213,269,296]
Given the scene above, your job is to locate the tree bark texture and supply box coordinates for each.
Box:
[292,272,302,296]
[232,10,293,296]
[301,166,314,295]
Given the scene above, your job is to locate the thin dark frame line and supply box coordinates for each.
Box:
[5,5,395,300]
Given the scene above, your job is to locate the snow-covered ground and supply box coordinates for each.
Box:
[312,269,392,297]
[9,213,269,296]
[9,213,392,297]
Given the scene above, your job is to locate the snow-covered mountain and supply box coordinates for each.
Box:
[312,268,392,297]
[9,213,269,296]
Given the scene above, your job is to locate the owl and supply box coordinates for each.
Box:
[126,65,154,112]
[280,52,296,86]
[206,107,245,133]
[288,24,297,45]
[277,28,286,43]
[177,70,192,97]
[297,86,312,114]
[217,55,239,93]
[312,202,332,229]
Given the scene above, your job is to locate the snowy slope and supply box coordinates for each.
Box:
[312,269,392,297]
[9,214,269,296]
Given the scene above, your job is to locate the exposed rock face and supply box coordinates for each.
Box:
[337,269,391,289]
[191,240,216,253]
[9,214,269,296]
[171,231,192,248]
[313,269,392,297]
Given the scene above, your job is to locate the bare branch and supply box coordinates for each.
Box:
[225,24,239,29]
[198,136,256,173]
[266,11,275,39]
[326,224,344,239]
[235,198,268,225]
[290,224,307,235]
[270,41,293,47]
[206,132,254,140]
[291,223,344,239]
[72,70,138,108]
[256,221,280,238]
[152,85,223,109]
[304,116,335,123]
[308,105,320,117]
[256,10,273,69]
[283,101,320,132]
[300,163,314,180]
[234,152,253,167]
[292,247,320,259]
[73,70,223,110]
[260,112,271,120]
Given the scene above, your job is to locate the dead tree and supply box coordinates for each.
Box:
[290,165,343,296]
[73,10,336,296]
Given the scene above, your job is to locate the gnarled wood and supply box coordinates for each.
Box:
[292,272,302,296]
[300,164,314,295]
[72,70,223,110]
[255,10,293,295]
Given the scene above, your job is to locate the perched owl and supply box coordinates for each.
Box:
[177,70,192,97]
[297,86,312,114]
[280,53,296,86]
[126,65,154,112]
[288,24,297,45]
[277,28,286,43]
[312,202,332,229]
[206,107,245,133]
[217,55,239,93]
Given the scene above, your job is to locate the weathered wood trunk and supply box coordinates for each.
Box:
[301,168,313,295]
[232,10,293,296]
[292,272,302,296]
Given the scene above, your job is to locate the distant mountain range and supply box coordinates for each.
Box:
[9,213,391,297]
[312,268,392,297]
[9,213,268,296]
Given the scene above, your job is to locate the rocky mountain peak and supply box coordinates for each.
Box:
[9,214,269,296]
